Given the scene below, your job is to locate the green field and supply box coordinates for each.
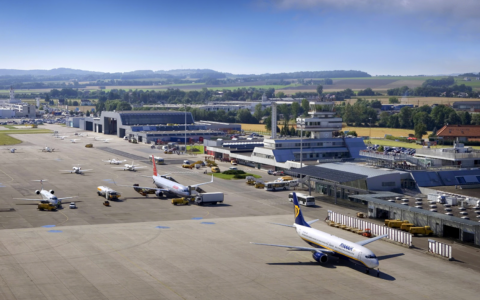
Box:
[0,128,53,145]
[187,145,204,154]
[211,173,261,180]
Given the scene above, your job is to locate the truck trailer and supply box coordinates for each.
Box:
[195,192,224,206]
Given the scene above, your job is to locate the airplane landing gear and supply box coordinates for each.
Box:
[377,269,380,277]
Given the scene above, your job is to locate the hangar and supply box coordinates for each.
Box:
[67,110,224,143]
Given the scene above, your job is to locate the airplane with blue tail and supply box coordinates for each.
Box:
[252,192,387,276]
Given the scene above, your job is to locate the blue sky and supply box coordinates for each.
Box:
[1,0,479,75]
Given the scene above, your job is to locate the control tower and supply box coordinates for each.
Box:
[296,101,342,138]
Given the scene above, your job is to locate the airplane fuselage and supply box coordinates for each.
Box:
[40,190,61,207]
[295,224,379,269]
[153,175,193,198]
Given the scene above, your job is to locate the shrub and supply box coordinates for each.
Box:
[222,170,246,175]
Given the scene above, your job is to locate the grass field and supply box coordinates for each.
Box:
[343,127,433,138]
[344,96,479,106]
[211,173,261,180]
[0,128,52,145]
[187,145,204,154]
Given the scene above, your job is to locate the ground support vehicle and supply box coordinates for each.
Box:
[409,226,433,236]
[386,220,409,228]
[85,144,93,148]
[69,202,77,209]
[97,186,121,200]
[172,198,190,205]
[400,223,415,231]
[288,193,315,206]
[211,166,220,173]
[246,176,256,185]
[254,181,265,189]
[195,192,224,205]
[103,201,110,206]
[265,181,290,191]
[38,203,57,211]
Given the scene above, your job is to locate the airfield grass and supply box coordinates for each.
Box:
[0,128,53,145]
[210,173,261,180]
[187,145,204,154]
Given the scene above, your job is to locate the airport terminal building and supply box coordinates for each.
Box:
[67,110,224,143]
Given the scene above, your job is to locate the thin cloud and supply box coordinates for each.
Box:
[266,0,480,19]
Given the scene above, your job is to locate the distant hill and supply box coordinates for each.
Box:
[0,68,371,79]
[0,68,103,76]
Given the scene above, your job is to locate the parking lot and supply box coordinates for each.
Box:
[0,125,479,299]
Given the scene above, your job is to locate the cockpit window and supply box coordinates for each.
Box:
[183,188,189,193]
[365,254,376,259]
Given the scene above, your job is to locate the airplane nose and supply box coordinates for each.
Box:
[372,259,379,268]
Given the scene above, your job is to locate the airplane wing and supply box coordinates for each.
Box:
[355,234,388,246]
[58,197,77,201]
[60,170,74,172]
[250,242,335,254]
[190,174,214,188]
[112,167,126,169]
[13,198,41,201]
[133,166,146,169]
[81,169,93,172]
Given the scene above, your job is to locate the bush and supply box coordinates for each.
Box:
[233,173,255,179]
[222,170,246,175]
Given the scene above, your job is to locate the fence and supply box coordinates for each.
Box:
[428,239,453,260]
[327,211,412,247]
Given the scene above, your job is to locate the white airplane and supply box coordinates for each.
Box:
[14,180,76,208]
[60,165,92,174]
[102,158,127,165]
[55,135,69,140]
[5,148,16,153]
[40,146,55,152]
[93,137,111,143]
[251,192,387,277]
[77,133,89,137]
[69,139,81,143]
[112,161,145,172]
[121,158,213,198]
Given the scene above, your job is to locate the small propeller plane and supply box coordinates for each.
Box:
[93,137,112,143]
[102,158,127,165]
[5,148,16,153]
[60,165,93,174]
[69,139,81,143]
[55,135,69,140]
[112,161,145,172]
[40,146,55,152]
[14,180,76,208]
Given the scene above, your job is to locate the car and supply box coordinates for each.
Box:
[231,160,237,165]
[229,167,238,170]
[69,202,77,209]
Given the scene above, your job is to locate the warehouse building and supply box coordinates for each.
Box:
[67,110,224,143]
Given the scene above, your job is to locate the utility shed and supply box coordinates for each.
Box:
[350,193,480,246]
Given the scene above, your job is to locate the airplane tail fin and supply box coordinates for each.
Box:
[292,192,310,227]
[152,157,158,176]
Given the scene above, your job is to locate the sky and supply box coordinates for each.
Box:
[1,0,479,76]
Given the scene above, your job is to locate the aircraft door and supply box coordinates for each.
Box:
[357,251,362,260]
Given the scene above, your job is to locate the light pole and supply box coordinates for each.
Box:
[299,119,304,168]
[369,117,372,141]
[184,102,187,155]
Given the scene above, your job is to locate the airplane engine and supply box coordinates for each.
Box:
[312,252,328,264]
[155,190,163,198]
[49,190,55,194]
[35,190,40,195]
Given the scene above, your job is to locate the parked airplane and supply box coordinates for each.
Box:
[121,159,213,198]
[69,139,81,143]
[40,146,55,152]
[93,137,112,143]
[5,148,16,153]
[14,180,76,208]
[55,135,69,140]
[60,165,92,174]
[112,161,145,172]
[103,158,127,165]
[251,192,387,276]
